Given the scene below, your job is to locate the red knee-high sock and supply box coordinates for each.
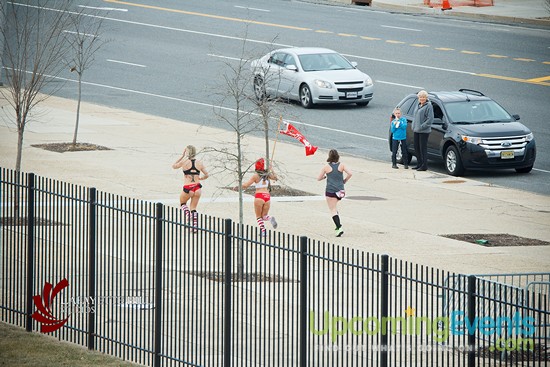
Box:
[191,210,198,228]
[256,217,266,235]
[181,204,190,220]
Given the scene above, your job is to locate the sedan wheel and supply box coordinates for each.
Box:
[299,84,313,109]
[445,145,464,176]
[254,76,266,101]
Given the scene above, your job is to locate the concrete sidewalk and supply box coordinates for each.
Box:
[1,95,549,276]
[317,0,550,27]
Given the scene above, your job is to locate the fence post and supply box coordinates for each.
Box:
[153,203,164,367]
[87,188,97,350]
[224,218,232,367]
[25,173,35,332]
[299,236,308,367]
[380,254,389,367]
[467,275,476,367]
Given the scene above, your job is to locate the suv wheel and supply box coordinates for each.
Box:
[445,145,465,176]
[396,145,412,165]
[516,165,533,174]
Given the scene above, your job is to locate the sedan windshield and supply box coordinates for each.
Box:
[445,100,512,124]
[298,53,353,72]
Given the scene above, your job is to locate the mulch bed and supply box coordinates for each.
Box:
[31,142,111,153]
[442,233,550,247]
[0,217,63,226]
[228,185,315,197]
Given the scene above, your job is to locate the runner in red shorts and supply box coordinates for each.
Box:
[240,158,278,237]
[172,145,209,231]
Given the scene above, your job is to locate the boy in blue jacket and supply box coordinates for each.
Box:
[390,107,409,169]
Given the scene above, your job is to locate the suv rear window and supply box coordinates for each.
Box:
[398,97,416,116]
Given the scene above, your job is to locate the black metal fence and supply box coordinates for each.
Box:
[1,167,548,366]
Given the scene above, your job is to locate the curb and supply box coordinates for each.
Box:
[370,3,550,28]
[297,0,550,28]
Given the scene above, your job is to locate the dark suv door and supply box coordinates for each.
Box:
[427,101,446,159]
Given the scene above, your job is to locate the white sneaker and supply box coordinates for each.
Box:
[269,216,278,229]
[335,227,344,237]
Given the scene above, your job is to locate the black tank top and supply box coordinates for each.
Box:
[183,159,200,176]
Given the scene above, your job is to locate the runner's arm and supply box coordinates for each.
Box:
[317,165,329,181]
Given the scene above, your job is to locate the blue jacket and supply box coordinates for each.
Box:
[391,117,407,141]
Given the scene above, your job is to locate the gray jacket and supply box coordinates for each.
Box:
[412,101,434,133]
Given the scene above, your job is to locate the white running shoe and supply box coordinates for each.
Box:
[335,227,344,237]
[270,216,278,229]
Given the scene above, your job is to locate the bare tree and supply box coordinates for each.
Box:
[209,43,286,224]
[65,7,108,147]
[252,59,288,172]
[0,0,73,172]
[204,31,290,276]
[211,52,260,225]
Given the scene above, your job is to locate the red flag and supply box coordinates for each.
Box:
[279,122,318,156]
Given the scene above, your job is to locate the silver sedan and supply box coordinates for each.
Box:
[251,47,374,109]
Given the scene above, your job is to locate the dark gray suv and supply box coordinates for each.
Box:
[389,89,536,176]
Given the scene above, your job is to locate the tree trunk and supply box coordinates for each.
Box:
[236,133,244,277]
[264,113,270,169]
[16,119,24,173]
[72,72,83,146]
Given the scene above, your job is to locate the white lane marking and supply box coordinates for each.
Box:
[63,30,97,38]
[376,80,423,89]
[15,3,292,48]
[24,3,472,76]
[234,5,270,12]
[208,54,244,62]
[533,168,550,173]
[381,25,421,32]
[28,70,385,142]
[78,5,128,12]
[10,66,546,173]
[343,53,477,75]
[209,54,422,90]
[107,59,147,67]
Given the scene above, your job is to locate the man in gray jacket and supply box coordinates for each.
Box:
[412,90,434,171]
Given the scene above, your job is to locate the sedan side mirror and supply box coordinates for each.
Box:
[351,61,358,68]
[512,114,520,121]
[286,65,298,72]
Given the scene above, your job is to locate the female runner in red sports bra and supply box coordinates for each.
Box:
[241,158,278,236]
[172,145,209,230]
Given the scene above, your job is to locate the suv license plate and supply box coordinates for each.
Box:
[346,92,358,98]
[500,151,514,159]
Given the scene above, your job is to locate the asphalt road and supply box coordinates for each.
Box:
[22,0,550,195]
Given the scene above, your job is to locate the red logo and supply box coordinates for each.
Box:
[32,278,70,333]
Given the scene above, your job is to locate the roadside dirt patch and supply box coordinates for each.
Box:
[228,185,315,197]
[442,233,550,247]
[31,142,111,153]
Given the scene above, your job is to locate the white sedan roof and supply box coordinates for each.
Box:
[272,47,339,55]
